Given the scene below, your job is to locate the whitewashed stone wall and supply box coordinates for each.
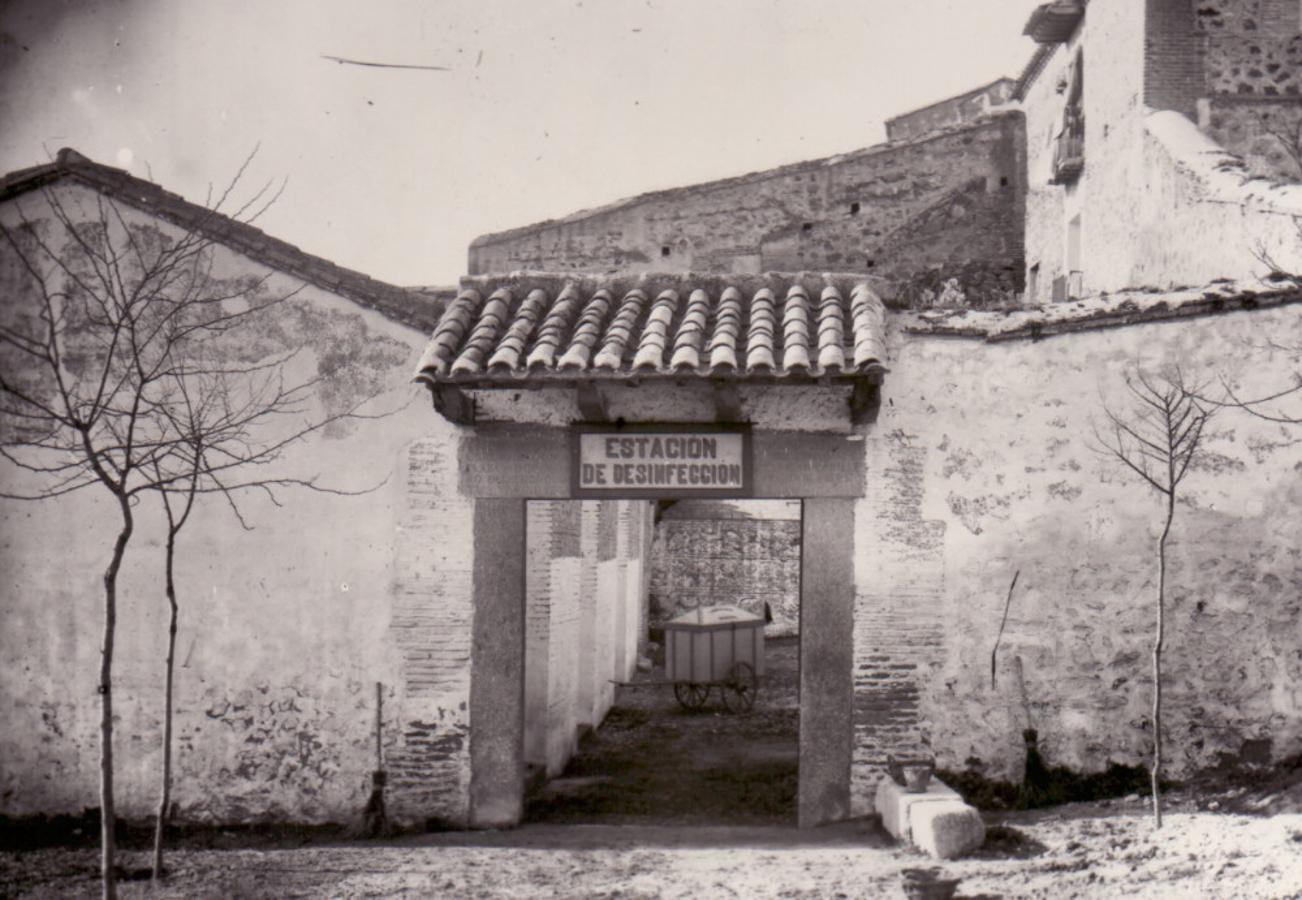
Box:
[851,302,1302,814]
[0,183,452,825]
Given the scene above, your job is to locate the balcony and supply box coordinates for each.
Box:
[1051,107,1085,184]
[1023,2,1086,44]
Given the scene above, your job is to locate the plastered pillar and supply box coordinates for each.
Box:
[799,497,856,827]
[468,498,526,827]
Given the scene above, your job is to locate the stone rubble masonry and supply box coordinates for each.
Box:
[1202,96,1302,180]
[649,514,802,634]
[1197,0,1302,98]
[874,302,1302,806]
[0,181,446,827]
[884,79,1018,143]
[468,115,1026,308]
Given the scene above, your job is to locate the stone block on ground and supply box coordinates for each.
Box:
[910,800,986,860]
[875,777,961,843]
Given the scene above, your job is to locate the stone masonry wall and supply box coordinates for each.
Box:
[1203,97,1302,180]
[852,302,1302,814]
[0,182,449,825]
[1197,0,1302,97]
[649,507,802,635]
[469,115,1026,308]
[884,80,1017,143]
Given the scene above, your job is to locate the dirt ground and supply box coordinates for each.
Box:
[525,634,800,826]
[4,801,1300,899]
[4,636,1301,898]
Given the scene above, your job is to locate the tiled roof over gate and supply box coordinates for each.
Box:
[414,275,889,387]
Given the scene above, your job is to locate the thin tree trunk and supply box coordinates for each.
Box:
[101,502,133,900]
[1152,492,1174,830]
[152,528,179,880]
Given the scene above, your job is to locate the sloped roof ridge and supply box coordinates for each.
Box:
[902,277,1302,341]
[469,110,1024,249]
[0,148,440,333]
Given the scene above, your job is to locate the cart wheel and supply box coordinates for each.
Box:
[674,682,711,711]
[722,662,758,713]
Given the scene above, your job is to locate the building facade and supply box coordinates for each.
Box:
[2,0,1301,833]
[1020,0,1302,302]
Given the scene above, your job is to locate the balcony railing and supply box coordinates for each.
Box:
[1052,107,1085,184]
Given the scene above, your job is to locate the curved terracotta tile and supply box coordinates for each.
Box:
[489,287,549,370]
[850,283,887,370]
[421,289,482,376]
[559,288,614,370]
[817,285,846,370]
[528,283,582,369]
[670,288,711,370]
[747,288,778,370]
[707,285,743,369]
[594,289,647,370]
[452,288,512,375]
[633,289,679,370]
[707,286,742,370]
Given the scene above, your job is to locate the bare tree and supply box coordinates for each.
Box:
[1094,368,1211,828]
[0,157,340,897]
[143,345,381,879]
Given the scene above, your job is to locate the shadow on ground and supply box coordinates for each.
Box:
[525,635,800,826]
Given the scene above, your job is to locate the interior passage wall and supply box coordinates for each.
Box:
[851,303,1302,814]
[524,499,653,776]
[649,505,801,635]
[0,184,450,825]
[469,116,1026,308]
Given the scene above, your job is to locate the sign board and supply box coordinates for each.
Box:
[572,425,752,498]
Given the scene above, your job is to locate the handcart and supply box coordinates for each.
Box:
[650,605,766,713]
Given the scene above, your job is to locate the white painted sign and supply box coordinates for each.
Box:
[573,428,750,497]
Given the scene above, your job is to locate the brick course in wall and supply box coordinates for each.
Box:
[1146,0,1206,117]
[851,433,948,814]
[388,436,475,826]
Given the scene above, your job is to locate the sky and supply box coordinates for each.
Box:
[0,0,1046,287]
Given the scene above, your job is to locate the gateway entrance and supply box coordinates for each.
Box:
[522,499,803,825]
